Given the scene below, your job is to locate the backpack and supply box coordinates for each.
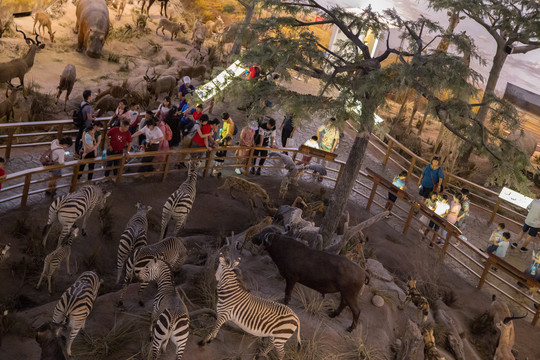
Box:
[181,119,195,138]
[73,103,90,128]
[41,147,62,166]
[232,122,238,136]
[164,123,173,141]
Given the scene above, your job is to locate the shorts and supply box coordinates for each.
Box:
[388,192,398,203]
[419,186,433,198]
[522,223,540,237]
[428,220,440,231]
[190,142,205,158]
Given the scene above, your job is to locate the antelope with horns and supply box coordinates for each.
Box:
[0,27,45,99]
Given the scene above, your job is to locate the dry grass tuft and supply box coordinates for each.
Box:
[191,248,219,309]
[295,286,334,316]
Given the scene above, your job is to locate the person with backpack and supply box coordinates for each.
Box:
[108,98,130,129]
[74,90,95,156]
[219,112,236,139]
[251,117,276,176]
[280,113,296,150]
[77,121,103,182]
[44,137,73,195]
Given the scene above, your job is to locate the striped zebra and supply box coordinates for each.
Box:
[118,236,187,307]
[160,162,199,240]
[199,254,301,359]
[136,258,189,360]
[52,271,101,356]
[116,202,152,284]
[36,225,79,294]
[42,185,111,248]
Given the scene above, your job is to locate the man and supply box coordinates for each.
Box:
[178,76,195,109]
[47,137,73,195]
[280,113,296,149]
[417,156,444,198]
[75,90,96,155]
[251,117,277,176]
[105,120,132,178]
[512,194,540,253]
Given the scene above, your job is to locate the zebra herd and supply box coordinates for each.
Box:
[35,161,302,359]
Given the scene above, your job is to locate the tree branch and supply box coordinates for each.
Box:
[294,19,336,27]
[511,44,540,54]
[315,41,350,64]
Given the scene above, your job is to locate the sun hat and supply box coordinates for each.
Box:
[183,76,191,83]
[248,121,258,130]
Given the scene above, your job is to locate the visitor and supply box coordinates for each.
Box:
[108,98,130,129]
[183,103,204,121]
[251,117,277,176]
[456,188,470,229]
[137,110,155,147]
[128,102,140,135]
[512,194,540,253]
[385,170,407,214]
[104,120,132,178]
[165,106,181,147]
[440,192,462,242]
[524,250,540,282]
[495,232,511,259]
[247,64,262,80]
[190,115,213,158]
[298,135,319,166]
[423,194,449,248]
[212,135,232,177]
[155,96,171,123]
[46,137,73,195]
[176,112,203,168]
[418,156,444,198]
[316,117,340,169]
[154,114,172,164]
[487,229,510,256]
[178,76,195,109]
[280,113,296,149]
[419,192,439,226]
[235,121,258,175]
[132,118,164,173]
[0,157,5,191]
[220,112,235,140]
[486,223,505,251]
[77,121,103,182]
[75,90,95,156]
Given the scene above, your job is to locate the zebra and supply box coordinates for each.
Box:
[52,271,101,357]
[42,185,111,249]
[117,236,187,307]
[160,161,199,239]
[116,202,152,284]
[199,253,301,359]
[136,258,190,360]
[36,226,79,294]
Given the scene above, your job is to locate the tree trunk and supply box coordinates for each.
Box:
[231,2,254,55]
[320,103,376,246]
[407,93,422,132]
[458,46,508,162]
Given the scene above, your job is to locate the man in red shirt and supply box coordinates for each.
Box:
[0,157,5,190]
[105,120,132,177]
[190,115,213,158]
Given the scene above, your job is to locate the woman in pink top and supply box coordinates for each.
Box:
[154,118,170,163]
[447,193,462,225]
[235,120,258,174]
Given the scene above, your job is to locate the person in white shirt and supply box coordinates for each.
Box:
[132,118,164,173]
[494,232,511,259]
[46,137,73,195]
[423,194,449,248]
[512,196,540,253]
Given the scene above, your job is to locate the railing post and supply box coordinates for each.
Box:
[489,197,501,224]
[366,180,379,211]
[5,127,15,161]
[203,150,214,178]
[115,154,127,186]
[442,173,449,192]
[382,138,394,166]
[403,202,418,235]
[162,153,172,182]
[533,305,540,326]
[477,258,492,289]
[245,148,255,175]
[440,228,453,260]
[57,123,64,139]
[20,173,32,207]
[70,165,80,192]
[406,157,416,184]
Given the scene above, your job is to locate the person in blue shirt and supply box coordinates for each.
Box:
[178,76,195,109]
[385,170,407,213]
[417,156,444,199]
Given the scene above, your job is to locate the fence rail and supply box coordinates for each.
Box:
[0,130,538,324]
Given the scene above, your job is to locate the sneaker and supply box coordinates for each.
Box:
[428,243,434,249]
[511,242,518,249]
[520,247,528,253]
[436,240,444,245]
[256,169,261,176]
[235,168,242,175]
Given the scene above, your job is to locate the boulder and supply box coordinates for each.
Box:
[367,258,394,282]
[372,295,385,307]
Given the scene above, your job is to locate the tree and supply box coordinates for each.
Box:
[428,0,540,161]
[231,0,523,245]
[231,0,257,55]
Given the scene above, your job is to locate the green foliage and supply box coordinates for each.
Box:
[223,3,235,13]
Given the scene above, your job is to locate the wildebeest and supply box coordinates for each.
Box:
[56,64,76,111]
[35,322,67,360]
[75,0,110,58]
[155,18,187,40]
[144,68,177,100]
[251,226,369,332]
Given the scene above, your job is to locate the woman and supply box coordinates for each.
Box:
[109,99,130,128]
[132,118,164,173]
[156,96,171,123]
[154,114,171,163]
[235,121,258,174]
[165,106,181,147]
[78,121,103,181]
[190,115,213,158]
[440,192,462,244]
[524,250,540,282]
[418,156,444,199]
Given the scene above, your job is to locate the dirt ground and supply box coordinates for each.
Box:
[0,172,539,360]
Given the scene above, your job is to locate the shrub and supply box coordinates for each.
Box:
[223,4,235,13]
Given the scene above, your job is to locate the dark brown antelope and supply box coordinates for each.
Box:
[56,64,76,111]
[0,82,23,122]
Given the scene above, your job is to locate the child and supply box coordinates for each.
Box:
[486,223,505,252]
[524,250,540,281]
[0,157,5,191]
[493,232,511,259]
[385,171,407,214]
[298,135,319,166]
[423,194,449,248]
[439,192,462,243]
[212,135,232,177]
[128,102,140,134]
